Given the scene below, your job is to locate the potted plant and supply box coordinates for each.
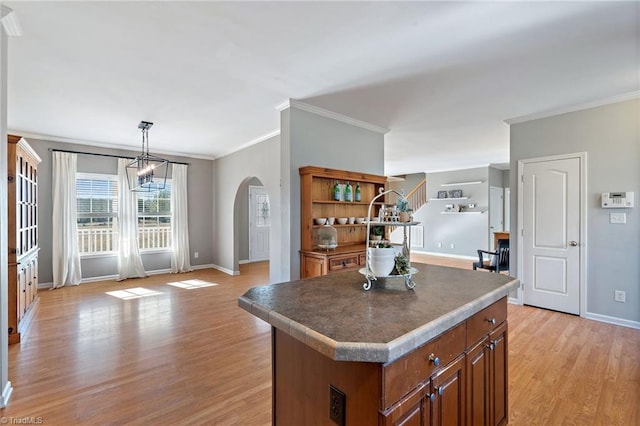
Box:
[396,197,412,222]
[370,225,384,241]
[368,241,395,276]
[393,254,410,275]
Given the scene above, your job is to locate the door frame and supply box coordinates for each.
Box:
[248,185,270,262]
[516,152,587,316]
[489,186,504,249]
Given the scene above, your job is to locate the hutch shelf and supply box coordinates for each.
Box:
[299,166,387,279]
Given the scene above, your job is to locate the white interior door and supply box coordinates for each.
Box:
[249,186,270,262]
[521,157,582,315]
[489,186,504,249]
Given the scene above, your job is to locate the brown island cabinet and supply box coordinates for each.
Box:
[239,263,519,425]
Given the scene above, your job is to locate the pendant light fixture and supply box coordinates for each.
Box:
[126,121,169,192]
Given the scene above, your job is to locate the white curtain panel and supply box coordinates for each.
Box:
[116,159,146,280]
[170,164,192,273]
[51,152,82,288]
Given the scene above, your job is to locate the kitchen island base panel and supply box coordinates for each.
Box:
[273,327,380,425]
[271,298,509,425]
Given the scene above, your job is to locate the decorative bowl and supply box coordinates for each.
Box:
[337,217,348,225]
[314,218,327,225]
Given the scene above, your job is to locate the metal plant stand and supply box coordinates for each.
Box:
[360,189,420,291]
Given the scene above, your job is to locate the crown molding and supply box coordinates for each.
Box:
[215,129,280,160]
[276,99,389,134]
[8,130,217,161]
[1,6,22,37]
[504,90,640,125]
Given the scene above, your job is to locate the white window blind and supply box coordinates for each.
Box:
[76,173,173,254]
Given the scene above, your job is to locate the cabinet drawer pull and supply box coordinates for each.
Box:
[486,317,496,325]
[428,353,440,366]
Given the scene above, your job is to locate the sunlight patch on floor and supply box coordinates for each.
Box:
[167,279,219,290]
[106,287,163,300]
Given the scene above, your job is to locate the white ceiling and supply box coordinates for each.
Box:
[5,1,639,175]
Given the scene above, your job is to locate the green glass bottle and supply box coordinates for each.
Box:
[345,181,352,202]
[333,180,341,201]
[355,182,361,202]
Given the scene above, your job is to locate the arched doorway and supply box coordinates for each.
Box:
[233,177,271,274]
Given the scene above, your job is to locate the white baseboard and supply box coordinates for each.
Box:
[211,264,240,276]
[39,264,219,289]
[192,263,215,271]
[412,250,476,261]
[240,259,268,265]
[1,381,13,408]
[584,312,640,330]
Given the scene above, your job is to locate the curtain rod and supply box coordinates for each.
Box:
[48,148,190,166]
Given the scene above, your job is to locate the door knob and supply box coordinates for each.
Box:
[569,241,578,247]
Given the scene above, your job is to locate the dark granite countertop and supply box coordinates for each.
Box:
[238,263,519,363]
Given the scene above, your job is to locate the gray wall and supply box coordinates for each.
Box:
[281,106,385,280]
[212,134,282,284]
[510,98,639,323]
[388,172,426,203]
[237,177,262,261]
[415,167,490,256]
[26,138,214,283]
[488,166,503,188]
[502,170,510,187]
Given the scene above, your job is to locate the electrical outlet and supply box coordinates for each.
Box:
[450,243,455,249]
[614,290,626,303]
[437,242,442,248]
[329,385,346,426]
[194,252,199,259]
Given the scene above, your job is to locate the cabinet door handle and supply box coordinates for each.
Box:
[486,318,496,325]
[438,386,444,396]
[427,393,435,402]
[428,353,440,366]
[486,342,495,351]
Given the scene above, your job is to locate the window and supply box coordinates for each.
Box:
[137,183,172,250]
[76,173,172,254]
[77,173,118,254]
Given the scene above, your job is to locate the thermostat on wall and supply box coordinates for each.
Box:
[601,192,634,208]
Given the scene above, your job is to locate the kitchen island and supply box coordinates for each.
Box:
[239,263,519,425]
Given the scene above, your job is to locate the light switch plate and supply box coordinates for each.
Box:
[610,213,626,224]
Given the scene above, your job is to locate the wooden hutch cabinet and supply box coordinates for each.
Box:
[7,135,41,344]
[299,166,387,279]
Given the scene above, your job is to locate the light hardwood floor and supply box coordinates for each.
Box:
[2,260,638,425]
